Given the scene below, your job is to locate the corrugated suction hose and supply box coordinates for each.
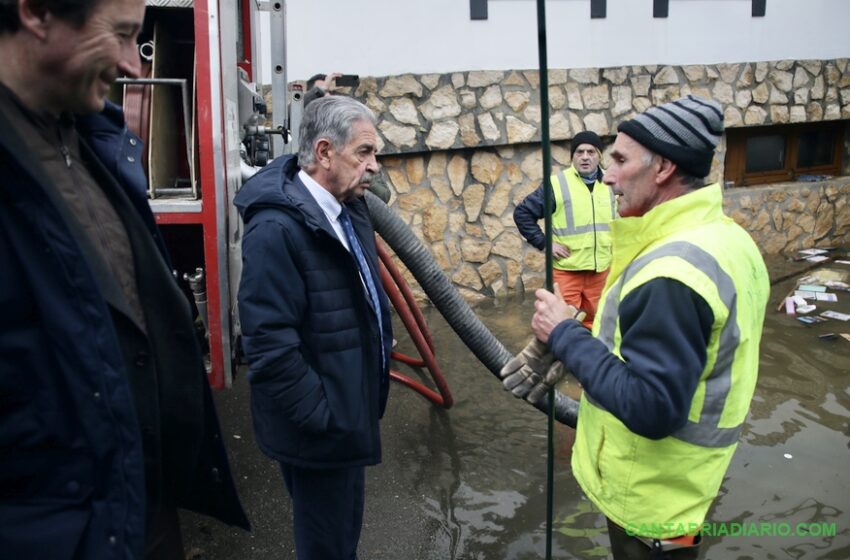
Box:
[364,190,579,428]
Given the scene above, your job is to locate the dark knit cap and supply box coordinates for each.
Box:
[570,130,603,157]
[617,95,723,178]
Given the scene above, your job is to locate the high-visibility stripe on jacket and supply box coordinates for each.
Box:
[551,166,616,272]
[572,184,770,537]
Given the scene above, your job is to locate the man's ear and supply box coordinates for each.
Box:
[315,138,333,169]
[18,0,51,41]
[655,157,677,184]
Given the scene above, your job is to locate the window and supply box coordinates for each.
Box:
[724,121,845,186]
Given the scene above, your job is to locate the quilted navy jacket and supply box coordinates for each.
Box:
[235,155,392,469]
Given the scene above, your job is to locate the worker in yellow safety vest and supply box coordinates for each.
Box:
[514,130,616,329]
[525,96,770,559]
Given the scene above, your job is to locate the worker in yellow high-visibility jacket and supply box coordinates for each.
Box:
[529,96,770,560]
[514,130,616,329]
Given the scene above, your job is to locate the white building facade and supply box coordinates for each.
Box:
[264,0,850,297]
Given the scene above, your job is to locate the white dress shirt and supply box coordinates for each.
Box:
[298,170,351,252]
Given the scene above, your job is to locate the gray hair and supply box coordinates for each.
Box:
[639,143,705,188]
[297,95,376,167]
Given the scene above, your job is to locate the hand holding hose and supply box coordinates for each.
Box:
[500,344,573,405]
[524,361,569,405]
[499,338,555,399]
[532,284,585,344]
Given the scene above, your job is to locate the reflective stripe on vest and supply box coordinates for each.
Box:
[552,170,616,237]
[594,240,742,448]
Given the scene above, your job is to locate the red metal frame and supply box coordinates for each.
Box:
[154,212,203,225]
[149,0,227,389]
[376,239,453,409]
[194,0,227,389]
[237,0,253,80]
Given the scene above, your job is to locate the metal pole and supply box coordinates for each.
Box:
[269,0,288,157]
[534,0,555,557]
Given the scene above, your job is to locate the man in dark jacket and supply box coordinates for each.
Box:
[236,95,393,560]
[0,1,248,558]
[301,72,393,204]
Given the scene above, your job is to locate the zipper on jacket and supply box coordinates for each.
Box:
[55,115,73,168]
[59,144,72,168]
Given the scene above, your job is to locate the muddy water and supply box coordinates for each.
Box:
[180,257,849,559]
[373,257,850,559]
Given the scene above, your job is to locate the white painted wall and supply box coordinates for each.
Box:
[257,0,850,84]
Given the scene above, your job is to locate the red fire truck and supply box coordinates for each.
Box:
[127,0,297,389]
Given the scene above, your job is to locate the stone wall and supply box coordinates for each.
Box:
[724,177,850,255]
[289,58,850,299]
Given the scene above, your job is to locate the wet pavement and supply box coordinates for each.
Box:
[181,254,850,559]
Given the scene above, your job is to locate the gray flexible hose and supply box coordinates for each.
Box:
[364,190,579,428]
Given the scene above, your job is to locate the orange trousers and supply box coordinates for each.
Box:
[552,268,609,330]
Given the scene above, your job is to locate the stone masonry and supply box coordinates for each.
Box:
[289,58,850,300]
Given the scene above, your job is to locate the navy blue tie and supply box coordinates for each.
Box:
[338,206,385,364]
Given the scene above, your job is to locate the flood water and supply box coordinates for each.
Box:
[183,256,850,559]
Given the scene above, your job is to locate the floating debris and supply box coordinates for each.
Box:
[805,255,830,263]
[821,310,850,322]
[825,280,850,291]
[799,284,826,293]
[805,269,849,284]
[795,290,818,299]
[785,298,796,315]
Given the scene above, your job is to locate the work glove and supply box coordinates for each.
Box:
[524,361,568,405]
[501,309,585,404]
[500,338,555,399]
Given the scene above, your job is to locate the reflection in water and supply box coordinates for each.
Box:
[417,408,463,558]
[555,499,610,558]
[385,260,850,559]
[706,268,850,559]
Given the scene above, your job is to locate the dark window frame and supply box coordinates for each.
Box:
[470,0,765,21]
[590,0,607,19]
[470,0,488,20]
[724,121,844,187]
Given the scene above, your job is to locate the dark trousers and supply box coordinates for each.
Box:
[281,463,365,560]
[607,518,700,560]
[144,500,184,560]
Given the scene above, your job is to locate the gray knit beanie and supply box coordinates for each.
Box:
[617,95,723,178]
